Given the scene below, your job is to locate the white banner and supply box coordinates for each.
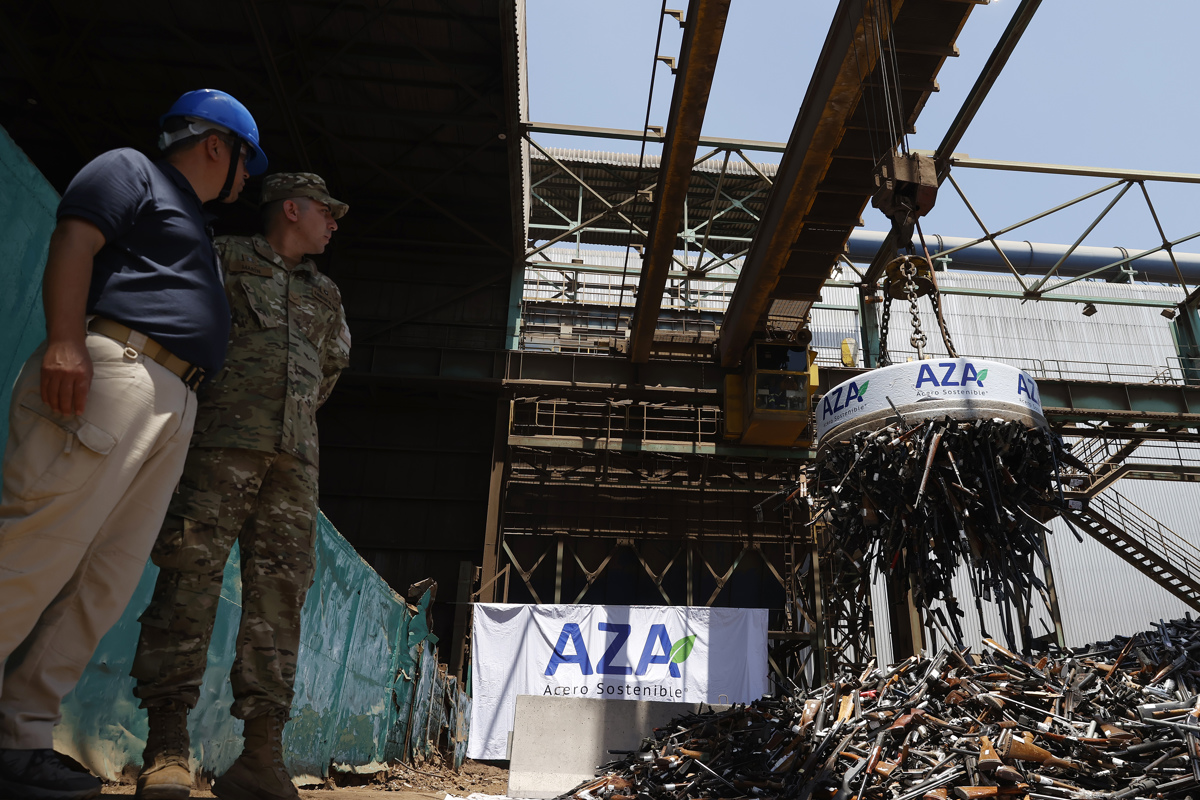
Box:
[468,604,769,760]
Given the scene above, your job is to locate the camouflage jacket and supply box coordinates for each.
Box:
[191,234,351,467]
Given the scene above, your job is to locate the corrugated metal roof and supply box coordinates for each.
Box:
[533,147,779,177]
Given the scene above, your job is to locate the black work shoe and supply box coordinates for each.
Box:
[0,748,102,800]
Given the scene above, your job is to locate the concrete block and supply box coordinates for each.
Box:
[507,695,728,799]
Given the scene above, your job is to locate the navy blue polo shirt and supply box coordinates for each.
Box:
[57,148,231,375]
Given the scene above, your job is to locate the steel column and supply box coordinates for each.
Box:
[477,399,513,602]
[448,560,474,681]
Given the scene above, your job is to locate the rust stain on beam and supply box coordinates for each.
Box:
[717,0,900,367]
[718,0,979,367]
[629,0,731,363]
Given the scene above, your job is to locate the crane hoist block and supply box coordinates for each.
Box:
[872,152,938,249]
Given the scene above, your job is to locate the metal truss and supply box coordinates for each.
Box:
[504,439,803,541]
[487,530,819,694]
[490,432,821,692]
[521,131,1200,325]
[523,130,776,314]
[936,164,1200,300]
[496,450,825,695]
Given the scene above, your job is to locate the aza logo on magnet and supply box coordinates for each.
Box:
[820,379,869,418]
[915,362,988,389]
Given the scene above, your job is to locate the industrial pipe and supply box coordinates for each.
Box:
[845,230,1200,284]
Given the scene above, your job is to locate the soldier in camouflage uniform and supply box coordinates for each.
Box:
[129,174,350,800]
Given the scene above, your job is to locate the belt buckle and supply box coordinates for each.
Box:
[182,365,206,391]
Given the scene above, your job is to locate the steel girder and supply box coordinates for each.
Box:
[718,0,978,367]
[630,0,732,362]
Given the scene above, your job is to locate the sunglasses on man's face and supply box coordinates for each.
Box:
[221,136,250,162]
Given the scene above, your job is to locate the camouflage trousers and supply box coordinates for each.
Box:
[131,446,318,720]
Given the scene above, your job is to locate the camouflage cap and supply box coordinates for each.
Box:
[260,172,348,219]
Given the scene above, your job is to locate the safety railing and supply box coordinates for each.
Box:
[1059,436,1200,474]
[881,350,1192,386]
[1088,490,1200,583]
[513,397,723,445]
[1065,437,1117,471]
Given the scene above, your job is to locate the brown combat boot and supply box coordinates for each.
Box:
[135,702,192,800]
[211,712,298,800]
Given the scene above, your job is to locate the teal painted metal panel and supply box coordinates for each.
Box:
[53,514,466,782]
[0,125,56,459]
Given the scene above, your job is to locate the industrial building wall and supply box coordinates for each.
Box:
[519,251,1200,655]
[877,271,1182,372]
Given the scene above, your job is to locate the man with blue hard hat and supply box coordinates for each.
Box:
[0,89,265,800]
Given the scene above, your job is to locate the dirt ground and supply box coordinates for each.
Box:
[101,791,445,799]
[101,759,510,798]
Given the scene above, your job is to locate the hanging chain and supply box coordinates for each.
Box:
[915,221,958,359]
[901,261,927,360]
[876,250,959,365]
[878,293,892,366]
[928,282,958,358]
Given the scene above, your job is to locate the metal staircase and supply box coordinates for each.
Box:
[1063,489,1200,611]
[1061,437,1146,496]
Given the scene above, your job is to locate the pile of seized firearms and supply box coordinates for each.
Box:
[562,618,1200,800]
[811,417,1077,645]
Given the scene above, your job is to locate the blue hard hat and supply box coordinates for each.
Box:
[159,89,267,176]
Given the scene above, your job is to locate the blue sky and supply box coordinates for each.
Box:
[526,1,1200,253]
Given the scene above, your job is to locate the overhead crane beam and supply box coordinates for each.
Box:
[718,0,888,367]
[717,0,979,367]
[629,0,732,363]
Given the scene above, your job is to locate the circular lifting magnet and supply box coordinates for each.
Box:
[815,358,1047,450]
[883,253,935,300]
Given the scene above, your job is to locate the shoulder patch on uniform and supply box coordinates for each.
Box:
[227,258,274,277]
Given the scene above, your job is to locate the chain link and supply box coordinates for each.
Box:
[928,283,958,358]
[877,254,959,365]
[878,293,892,366]
[901,262,927,359]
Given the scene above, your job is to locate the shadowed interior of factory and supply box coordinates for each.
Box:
[7,0,1200,796]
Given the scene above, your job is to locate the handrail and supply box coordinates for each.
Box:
[1089,490,1200,580]
[879,351,1190,386]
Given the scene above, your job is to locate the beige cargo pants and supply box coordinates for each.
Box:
[0,333,196,749]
